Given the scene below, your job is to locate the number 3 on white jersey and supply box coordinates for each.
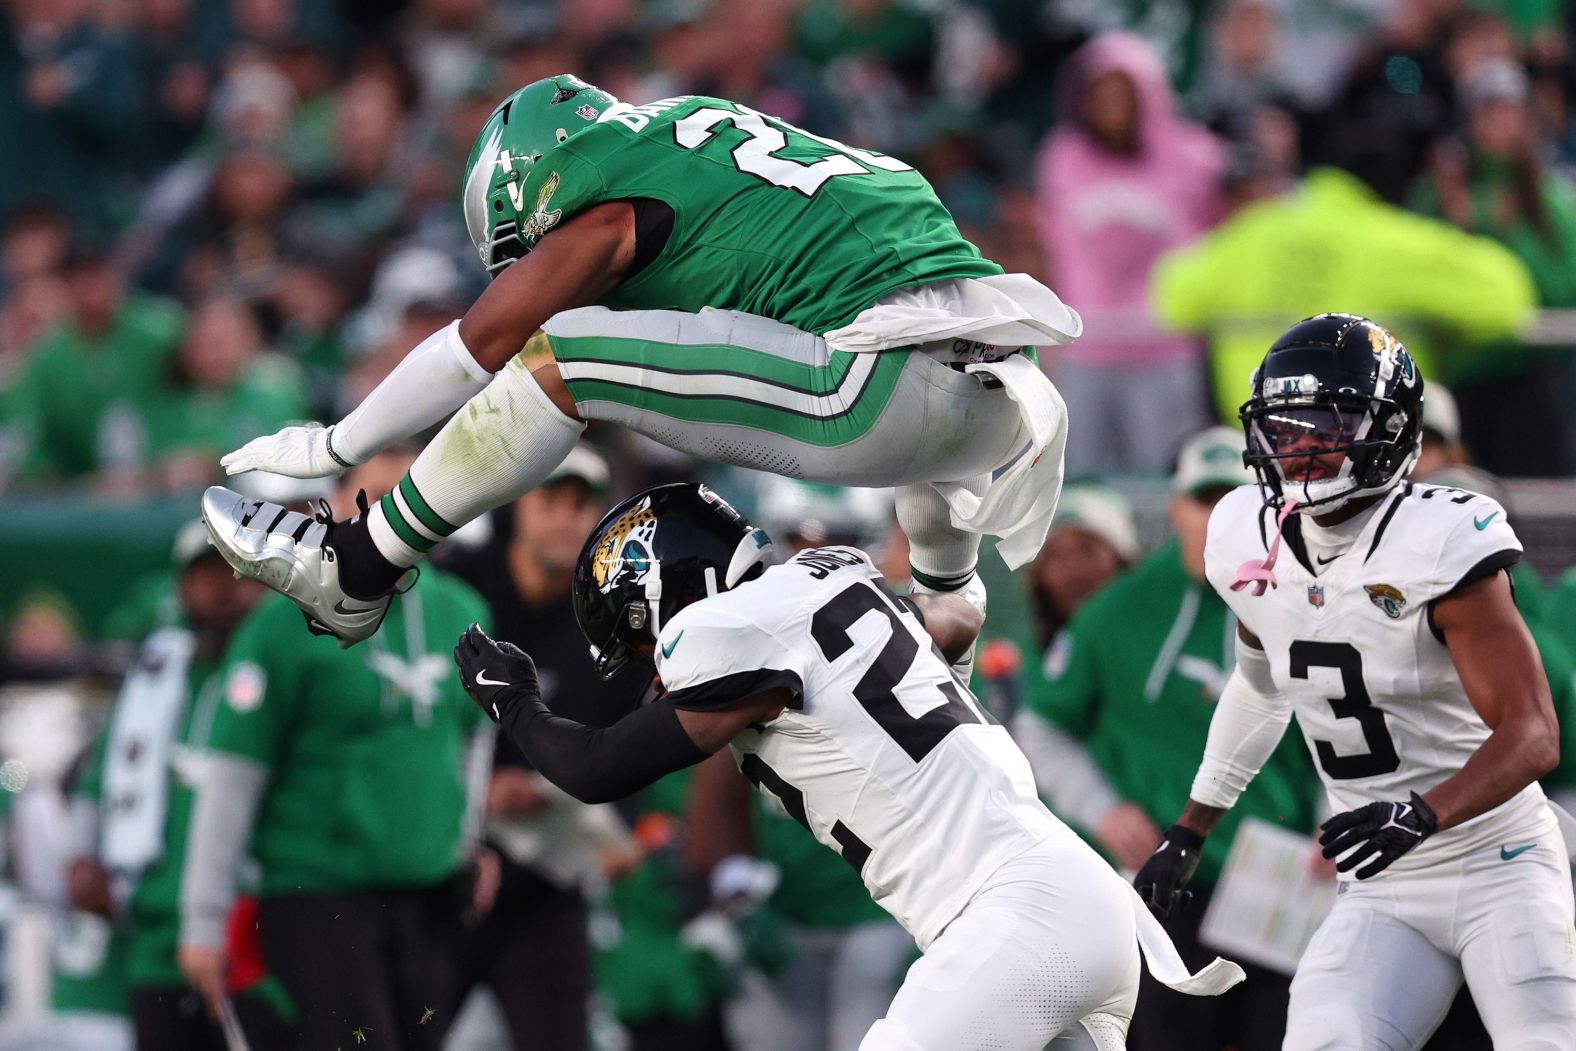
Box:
[673,105,912,197]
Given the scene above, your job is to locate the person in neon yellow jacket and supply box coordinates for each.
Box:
[1151,161,1537,422]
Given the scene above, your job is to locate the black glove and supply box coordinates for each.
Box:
[1133,825,1205,920]
[1318,791,1437,880]
[454,624,541,722]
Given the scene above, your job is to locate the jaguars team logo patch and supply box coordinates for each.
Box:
[521,171,563,242]
[591,499,658,594]
[1364,584,1406,619]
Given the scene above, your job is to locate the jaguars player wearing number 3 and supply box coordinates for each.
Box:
[1134,314,1576,1049]
[455,482,1242,1050]
[199,74,1079,658]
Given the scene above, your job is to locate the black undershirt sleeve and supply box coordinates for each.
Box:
[498,695,708,804]
[666,667,804,713]
[627,198,675,278]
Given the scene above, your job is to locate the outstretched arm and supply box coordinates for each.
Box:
[222,204,636,478]
[454,625,782,804]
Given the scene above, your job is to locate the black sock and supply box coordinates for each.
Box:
[327,514,404,598]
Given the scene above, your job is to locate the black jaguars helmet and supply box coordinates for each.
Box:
[572,483,775,679]
[1240,313,1424,514]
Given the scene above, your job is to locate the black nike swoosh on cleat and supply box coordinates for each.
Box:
[334,600,383,615]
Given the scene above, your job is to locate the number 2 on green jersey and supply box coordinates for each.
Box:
[672,105,913,197]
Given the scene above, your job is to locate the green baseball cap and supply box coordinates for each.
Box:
[1173,426,1254,498]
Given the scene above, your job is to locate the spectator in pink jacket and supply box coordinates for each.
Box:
[1035,32,1225,475]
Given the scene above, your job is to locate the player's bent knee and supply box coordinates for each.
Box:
[1488,908,1576,986]
[528,359,582,421]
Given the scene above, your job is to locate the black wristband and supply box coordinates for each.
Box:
[1165,824,1206,851]
[1407,791,1439,836]
[325,426,355,470]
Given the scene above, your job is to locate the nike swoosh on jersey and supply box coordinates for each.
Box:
[1474,512,1500,530]
[474,671,510,687]
[1316,553,1342,565]
[1500,843,1536,861]
[661,630,685,659]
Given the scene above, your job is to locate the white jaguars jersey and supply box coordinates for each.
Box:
[1206,482,1554,876]
[654,547,1069,948]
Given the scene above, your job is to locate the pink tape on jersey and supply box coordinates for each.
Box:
[1230,501,1302,596]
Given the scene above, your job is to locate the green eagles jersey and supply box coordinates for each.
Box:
[209,573,491,895]
[1024,541,1320,885]
[512,95,1001,334]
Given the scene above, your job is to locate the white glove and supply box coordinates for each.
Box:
[220,424,353,479]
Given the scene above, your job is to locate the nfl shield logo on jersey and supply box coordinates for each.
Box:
[1307,584,1325,608]
[1364,584,1407,619]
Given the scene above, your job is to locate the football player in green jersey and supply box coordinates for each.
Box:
[202,74,1081,654]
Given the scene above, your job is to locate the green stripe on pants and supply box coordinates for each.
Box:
[562,351,908,447]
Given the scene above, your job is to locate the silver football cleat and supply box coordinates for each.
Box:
[200,486,393,648]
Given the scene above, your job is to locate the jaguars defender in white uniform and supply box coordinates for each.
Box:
[454,483,1242,1051]
[1134,314,1576,1051]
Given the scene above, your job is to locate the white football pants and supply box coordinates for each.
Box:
[1284,830,1576,1050]
[860,837,1140,1051]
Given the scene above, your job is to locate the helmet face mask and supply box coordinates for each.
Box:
[572,484,775,680]
[1239,314,1423,515]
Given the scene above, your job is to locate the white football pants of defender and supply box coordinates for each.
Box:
[860,836,1140,1051]
[392,304,1063,586]
[1284,831,1576,1051]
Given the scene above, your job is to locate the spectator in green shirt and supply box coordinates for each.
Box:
[65,520,283,1049]
[12,243,183,489]
[1026,482,1141,653]
[596,769,735,1051]
[1013,427,1321,1051]
[142,294,309,493]
[177,449,493,1051]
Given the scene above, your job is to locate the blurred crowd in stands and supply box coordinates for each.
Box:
[3,0,1576,1049]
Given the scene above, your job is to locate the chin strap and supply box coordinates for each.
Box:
[1230,500,1302,596]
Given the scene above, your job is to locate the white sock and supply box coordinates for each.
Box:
[896,477,987,591]
[369,358,586,566]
